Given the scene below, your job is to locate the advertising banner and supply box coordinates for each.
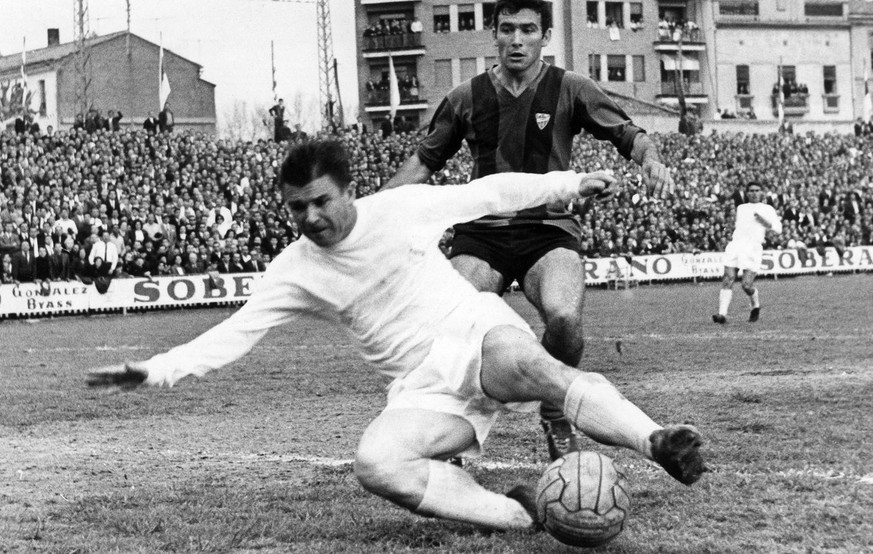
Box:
[2,247,871,319]
[89,273,264,311]
[0,281,91,316]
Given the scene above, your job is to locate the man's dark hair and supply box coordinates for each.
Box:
[491,0,552,32]
[746,181,764,191]
[280,140,353,190]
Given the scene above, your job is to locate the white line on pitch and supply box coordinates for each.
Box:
[19,344,358,353]
[596,332,871,341]
[233,453,873,484]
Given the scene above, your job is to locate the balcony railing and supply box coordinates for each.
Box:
[362,33,423,52]
[656,26,702,43]
[771,93,810,115]
[365,88,425,107]
[660,81,704,95]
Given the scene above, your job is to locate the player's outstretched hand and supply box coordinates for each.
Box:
[577,170,619,200]
[642,159,674,198]
[87,362,148,389]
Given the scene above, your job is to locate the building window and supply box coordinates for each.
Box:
[434,59,452,89]
[433,6,450,33]
[458,4,475,31]
[774,65,807,99]
[38,79,47,116]
[823,65,839,112]
[607,55,626,81]
[483,3,496,28]
[659,5,686,23]
[586,1,599,26]
[589,54,601,81]
[823,65,836,94]
[460,57,478,83]
[605,2,624,28]
[736,65,750,95]
[633,55,645,82]
[719,1,759,16]
[630,3,643,27]
[805,2,842,17]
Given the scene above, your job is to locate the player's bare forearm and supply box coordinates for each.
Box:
[630,133,673,198]
[383,153,434,190]
[630,133,660,167]
[754,213,772,229]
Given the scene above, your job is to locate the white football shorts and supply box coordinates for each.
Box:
[384,291,539,457]
[723,240,763,273]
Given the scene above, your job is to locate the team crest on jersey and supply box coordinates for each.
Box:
[536,113,550,130]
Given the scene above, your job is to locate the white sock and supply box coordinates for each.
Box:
[750,288,760,308]
[718,289,733,316]
[563,374,661,458]
[416,459,533,530]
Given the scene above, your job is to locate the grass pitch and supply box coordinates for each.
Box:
[2,274,872,553]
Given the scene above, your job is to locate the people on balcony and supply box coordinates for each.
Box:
[363,17,424,49]
[772,80,809,100]
[365,74,421,105]
[658,18,699,42]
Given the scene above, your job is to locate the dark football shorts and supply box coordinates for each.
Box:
[449,224,581,294]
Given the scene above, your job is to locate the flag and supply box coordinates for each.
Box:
[159,37,171,109]
[20,36,27,109]
[271,40,278,103]
[864,66,872,123]
[388,54,400,119]
[776,64,785,124]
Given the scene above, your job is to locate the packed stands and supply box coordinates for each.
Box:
[1,124,870,286]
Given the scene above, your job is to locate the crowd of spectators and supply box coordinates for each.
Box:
[717,108,757,120]
[1,119,871,288]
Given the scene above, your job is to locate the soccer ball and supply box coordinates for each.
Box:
[535,451,631,547]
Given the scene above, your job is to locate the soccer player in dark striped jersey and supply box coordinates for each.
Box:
[386,0,674,461]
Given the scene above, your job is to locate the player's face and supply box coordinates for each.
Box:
[283,174,357,248]
[747,185,763,203]
[493,9,551,75]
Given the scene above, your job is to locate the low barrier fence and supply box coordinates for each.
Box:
[1,246,870,319]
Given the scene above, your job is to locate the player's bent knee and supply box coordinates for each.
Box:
[545,305,583,336]
[354,448,408,501]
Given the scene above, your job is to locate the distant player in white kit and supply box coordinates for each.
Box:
[88,141,707,532]
[713,181,782,324]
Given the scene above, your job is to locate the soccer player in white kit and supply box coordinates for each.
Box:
[713,181,782,324]
[89,141,707,532]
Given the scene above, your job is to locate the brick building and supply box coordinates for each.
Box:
[354,0,873,132]
[0,30,216,133]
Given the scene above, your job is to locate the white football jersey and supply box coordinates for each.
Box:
[142,171,584,387]
[732,202,782,245]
